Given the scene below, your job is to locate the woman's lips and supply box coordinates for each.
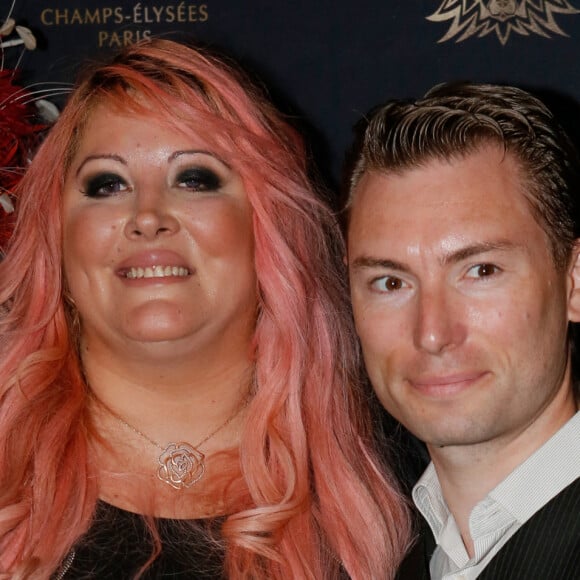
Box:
[116,250,193,282]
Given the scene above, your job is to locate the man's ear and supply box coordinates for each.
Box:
[567,241,580,322]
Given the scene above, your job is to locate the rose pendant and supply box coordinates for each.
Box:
[157,442,205,489]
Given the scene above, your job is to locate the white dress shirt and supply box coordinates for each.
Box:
[412,411,580,580]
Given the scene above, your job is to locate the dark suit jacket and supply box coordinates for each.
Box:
[397,477,580,580]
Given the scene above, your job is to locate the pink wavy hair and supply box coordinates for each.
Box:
[0,39,411,578]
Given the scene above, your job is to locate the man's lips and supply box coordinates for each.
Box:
[409,371,488,396]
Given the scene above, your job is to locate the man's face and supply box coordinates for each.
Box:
[348,144,579,452]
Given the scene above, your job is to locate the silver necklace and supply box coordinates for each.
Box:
[95,396,245,490]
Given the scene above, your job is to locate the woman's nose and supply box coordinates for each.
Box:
[124,191,180,240]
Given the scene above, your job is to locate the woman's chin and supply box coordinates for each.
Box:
[122,324,195,345]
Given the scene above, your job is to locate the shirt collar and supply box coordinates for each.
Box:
[411,411,580,538]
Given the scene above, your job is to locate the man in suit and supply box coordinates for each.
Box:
[345,82,580,579]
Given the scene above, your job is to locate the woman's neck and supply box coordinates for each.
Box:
[82,347,252,518]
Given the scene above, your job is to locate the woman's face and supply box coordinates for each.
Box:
[62,105,257,360]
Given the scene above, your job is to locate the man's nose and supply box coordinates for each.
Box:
[413,285,467,354]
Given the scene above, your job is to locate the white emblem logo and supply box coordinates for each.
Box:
[428,0,580,45]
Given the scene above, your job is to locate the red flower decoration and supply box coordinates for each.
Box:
[0,70,46,249]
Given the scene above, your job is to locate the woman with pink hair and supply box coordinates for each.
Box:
[0,39,410,578]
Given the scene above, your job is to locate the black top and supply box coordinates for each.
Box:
[58,501,226,579]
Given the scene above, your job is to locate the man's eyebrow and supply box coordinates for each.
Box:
[350,256,410,273]
[350,241,518,272]
[441,240,517,266]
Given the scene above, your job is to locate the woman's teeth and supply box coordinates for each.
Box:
[125,265,190,279]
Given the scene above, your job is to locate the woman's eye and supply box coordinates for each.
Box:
[83,173,128,198]
[372,276,405,292]
[177,168,222,192]
[466,263,500,278]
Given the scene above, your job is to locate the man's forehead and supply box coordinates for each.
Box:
[350,147,524,209]
[346,147,546,262]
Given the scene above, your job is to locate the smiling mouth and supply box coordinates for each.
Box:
[410,371,488,396]
[124,265,191,279]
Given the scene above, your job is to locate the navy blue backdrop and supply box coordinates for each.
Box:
[5,0,580,487]
[8,1,580,185]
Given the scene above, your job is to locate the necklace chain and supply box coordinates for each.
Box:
[94,395,246,490]
[108,405,239,451]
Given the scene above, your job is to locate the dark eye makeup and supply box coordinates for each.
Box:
[176,167,222,191]
[82,172,127,198]
[79,164,225,199]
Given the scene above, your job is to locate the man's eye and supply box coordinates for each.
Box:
[372,276,405,292]
[467,263,500,278]
[83,173,128,198]
[177,168,222,191]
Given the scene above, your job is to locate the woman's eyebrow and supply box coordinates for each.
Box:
[75,154,127,177]
[169,149,231,169]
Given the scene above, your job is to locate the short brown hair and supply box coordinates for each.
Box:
[346,82,580,269]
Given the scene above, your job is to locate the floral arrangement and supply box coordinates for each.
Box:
[0,2,61,250]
